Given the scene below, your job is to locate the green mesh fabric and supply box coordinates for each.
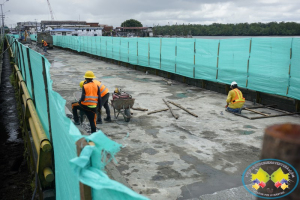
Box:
[30,34,37,41]
[107,37,113,59]
[218,38,250,87]
[7,35,149,200]
[149,38,160,69]
[129,38,138,65]
[290,38,300,100]
[29,49,50,138]
[137,38,149,67]
[195,39,219,81]
[176,38,195,77]
[51,36,299,100]
[161,38,176,73]
[112,37,121,60]
[247,38,291,96]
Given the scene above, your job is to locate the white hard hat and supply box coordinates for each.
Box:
[231,81,237,86]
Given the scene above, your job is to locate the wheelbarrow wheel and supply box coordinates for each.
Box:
[124,108,131,122]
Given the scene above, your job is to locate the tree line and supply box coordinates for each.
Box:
[153,22,300,36]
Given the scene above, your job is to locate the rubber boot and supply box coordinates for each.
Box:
[104,116,112,122]
[96,112,102,124]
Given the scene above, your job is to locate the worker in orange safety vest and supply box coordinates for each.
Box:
[42,40,48,52]
[79,78,111,124]
[75,71,102,133]
[225,81,245,113]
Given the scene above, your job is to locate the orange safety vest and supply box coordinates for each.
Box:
[81,82,99,106]
[93,80,109,98]
[43,41,48,46]
[231,88,245,104]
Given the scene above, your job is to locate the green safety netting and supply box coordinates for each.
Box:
[290,38,300,100]
[7,35,149,200]
[161,38,176,73]
[30,34,37,41]
[51,35,299,100]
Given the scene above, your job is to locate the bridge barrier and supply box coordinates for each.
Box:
[51,35,300,101]
[6,35,148,200]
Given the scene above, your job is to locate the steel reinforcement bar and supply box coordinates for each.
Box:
[6,36,55,199]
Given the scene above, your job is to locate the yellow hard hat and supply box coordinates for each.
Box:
[42,40,44,42]
[114,88,119,93]
[84,71,96,79]
[79,81,84,88]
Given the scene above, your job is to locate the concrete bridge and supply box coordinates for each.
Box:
[3,35,300,200]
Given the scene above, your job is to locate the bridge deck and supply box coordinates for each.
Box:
[45,47,299,200]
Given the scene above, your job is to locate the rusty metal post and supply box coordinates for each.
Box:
[260,124,300,200]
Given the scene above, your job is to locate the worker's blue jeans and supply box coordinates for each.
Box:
[43,46,47,52]
[226,107,242,114]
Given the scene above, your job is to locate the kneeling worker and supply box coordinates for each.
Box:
[225,81,245,113]
[77,71,102,133]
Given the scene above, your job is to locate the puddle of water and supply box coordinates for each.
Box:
[235,129,255,135]
[176,93,187,98]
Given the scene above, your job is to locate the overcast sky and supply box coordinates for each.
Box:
[3,0,300,28]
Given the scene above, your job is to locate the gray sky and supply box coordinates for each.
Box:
[4,0,300,28]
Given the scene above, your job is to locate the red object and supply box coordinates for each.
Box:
[275,181,282,188]
[259,181,266,188]
[112,92,131,100]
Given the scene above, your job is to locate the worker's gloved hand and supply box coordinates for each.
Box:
[225,105,228,108]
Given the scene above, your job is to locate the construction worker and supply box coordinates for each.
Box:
[225,81,245,113]
[42,40,48,52]
[71,81,86,125]
[76,71,102,133]
[79,79,111,124]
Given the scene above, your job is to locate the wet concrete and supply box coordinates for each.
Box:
[44,47,300,200]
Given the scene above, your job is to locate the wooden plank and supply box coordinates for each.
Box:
[163,99,178,119]
[264,106,291,114]
[168,101,198,117]
[225,110,251,119]
[131,107,148,111]
[147,108,169,115]
[250,113,298,120]
[242,105,277,109]
[244,108,269,116]
[76,138,92,200]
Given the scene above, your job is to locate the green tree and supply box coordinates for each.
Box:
[121,19,143,27]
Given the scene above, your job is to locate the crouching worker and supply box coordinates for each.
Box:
[225,81,245,113]
[71,81,86,125]
[75,71,102,133]
[77,79,111,124]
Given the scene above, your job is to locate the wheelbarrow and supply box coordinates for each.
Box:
[111,98,135,122]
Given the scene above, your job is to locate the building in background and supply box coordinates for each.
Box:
[115,27,153,37]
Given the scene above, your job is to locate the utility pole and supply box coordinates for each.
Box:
[0,0,9,39]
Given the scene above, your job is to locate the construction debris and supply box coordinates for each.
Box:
[131,107,148,111]
[168,101,198,118]
[147,108,169,115]
[163,99,179,119]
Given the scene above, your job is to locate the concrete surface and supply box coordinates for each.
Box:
[45,47,300,200]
